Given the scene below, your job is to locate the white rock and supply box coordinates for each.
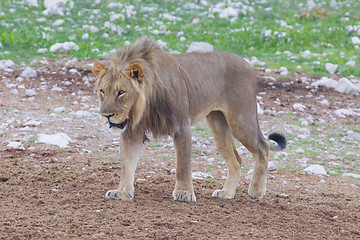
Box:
[299,118,309,126]
[25,0,38,7]
[345,60,356,67]
[38,133,73,148]
[157,40,167,49]
[20,67,37,78]
[37,48,48,53]
[257,103,264,115]
[162,13,181,21]
[89,26,99,33]
[51,86,63,92]
[325,63,338,74]
[24,119,43,127]
[69,69,78,74]
[74,111,93,117]
[207,158,215,163]
[0,60,15,70]
[347,131,360,140]
[7,142,22,149]
[52,19,65,26]
[54,107,66,113]
[307,0,316,9]
[44,0,68,15]
[351,36,360,45]
[219,7,238,19]
[293,103,306,111]
[25,89,36,97]
[50,42,79,53]
[11,89,19,95]
[110,13,124,22]
[334,78,358,95]
[170,169,176,174]
[108,2,123,8]
[319,99,329,106]
[320,179,326,183]
[342,173,360,179]
[6,84,16,89]
[192,171,214,180]
[279,66,288,75]
[301,50,312,59]
[311,77,337,88]
[81,33,89,40]
[250,57,265,67]
[187,42,214,52]
[334,109,360,118]
[303,165,327,175]
[267,162,277,171]
[296,147,305,154]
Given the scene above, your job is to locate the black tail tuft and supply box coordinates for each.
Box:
[268,133,286,151]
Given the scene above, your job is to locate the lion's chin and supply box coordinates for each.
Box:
[109,118,128,129]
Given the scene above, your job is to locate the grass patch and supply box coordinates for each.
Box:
[278,165,305,171]
[193,123,212,138]
[108,156,119,163]
[1,0,359,77]
[148,143,162,150]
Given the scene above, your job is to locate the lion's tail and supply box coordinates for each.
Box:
[268,133,286,151]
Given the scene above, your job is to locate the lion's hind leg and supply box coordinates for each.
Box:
[227,116,270,200]
[206,111,242,199]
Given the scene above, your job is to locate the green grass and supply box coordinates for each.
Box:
[1,0,359,77]
[26,136,37,143]
[193,123,212,138]
[148,143,162,150]
[108,156,119,163]
[278,165,305,171]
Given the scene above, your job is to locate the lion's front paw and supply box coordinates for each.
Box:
[212,189,235,199]
[248,186,266,200]
[172,189,196,202]
[105,190,133,200]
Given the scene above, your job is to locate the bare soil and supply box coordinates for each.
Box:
[0,61,359,239]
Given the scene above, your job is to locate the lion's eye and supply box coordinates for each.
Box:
[117,90,125,98]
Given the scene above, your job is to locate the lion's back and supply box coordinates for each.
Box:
[173,51,256,87]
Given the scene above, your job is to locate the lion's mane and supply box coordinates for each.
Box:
[111,37,180,140]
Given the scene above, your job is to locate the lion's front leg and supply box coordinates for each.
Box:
[172,125,196,202]
[105,133,143,201]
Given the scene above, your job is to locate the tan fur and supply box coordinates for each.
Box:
[93,37,282,202]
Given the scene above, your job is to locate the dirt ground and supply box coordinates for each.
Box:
[0,59,359,239]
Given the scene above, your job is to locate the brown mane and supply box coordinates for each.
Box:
[111,37,180,140]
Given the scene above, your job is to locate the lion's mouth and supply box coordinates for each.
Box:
[109,119,128,129]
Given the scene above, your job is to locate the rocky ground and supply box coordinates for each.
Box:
[0,59,359,239]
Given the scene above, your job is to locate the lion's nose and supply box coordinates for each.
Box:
[103,113,115,120]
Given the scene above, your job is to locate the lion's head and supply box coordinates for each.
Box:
[92,37,178,138]
[92,61,146,131]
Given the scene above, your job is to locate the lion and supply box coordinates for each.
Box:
[92,37,286,202]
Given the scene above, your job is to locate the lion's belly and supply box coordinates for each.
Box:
[188,103,222,124]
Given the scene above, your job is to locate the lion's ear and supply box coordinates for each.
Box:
[92,63,107,78]
[125,63,144,83]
